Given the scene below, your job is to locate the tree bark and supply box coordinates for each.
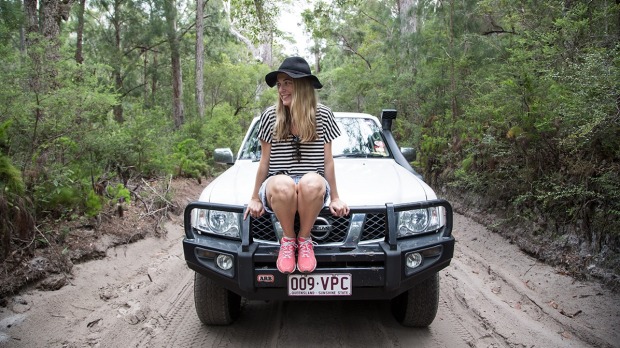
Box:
[229,26,260,58]
[24,0,39,41]
[112,0,124,123]
[164,0,184,128]
[41,0,64,62]
[24,0,73,102]
[224,1,260,60]
[448,0,458,121]
[151,50,158,106]
[253,0,272,66]
[195,0,205,119]
[24,0,41,93]
[398,0,419,34]
[75,0,86,64]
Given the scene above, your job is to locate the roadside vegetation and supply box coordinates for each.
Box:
[0,0,618,294]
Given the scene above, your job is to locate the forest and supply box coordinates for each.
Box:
[0,0,618,287]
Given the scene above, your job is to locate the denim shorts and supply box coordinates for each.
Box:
[258,174,331,214]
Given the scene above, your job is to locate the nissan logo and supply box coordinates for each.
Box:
[311,217,332,240]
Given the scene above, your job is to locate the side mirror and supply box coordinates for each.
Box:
[214,148,234,164]
[400,147,416,162]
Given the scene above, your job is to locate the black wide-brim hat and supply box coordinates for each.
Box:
[265,56,323,89]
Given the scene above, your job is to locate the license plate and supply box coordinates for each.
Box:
[287,273,352,296]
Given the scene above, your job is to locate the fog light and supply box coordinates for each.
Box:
[406,252,423,269]
[216,254,233,270]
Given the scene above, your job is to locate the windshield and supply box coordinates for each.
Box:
[238,117,391,160]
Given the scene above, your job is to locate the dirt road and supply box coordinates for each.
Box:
[1,213,618,348]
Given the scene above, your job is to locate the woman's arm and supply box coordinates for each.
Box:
[324,142,349,217]
[244,140,271,220]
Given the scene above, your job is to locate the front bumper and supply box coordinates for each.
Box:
[182,200,455,301]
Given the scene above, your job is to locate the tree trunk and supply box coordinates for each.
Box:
[164,0,184,128]
[41,0,62,62]
[112,0,124,122]
[143,48,148,105]
[195,0,205,119]
[617,0,620,124]
[259,31,273,66]
[75,0,86,64]
[253,0,272,66]
[448,0,458,121]
[225,1,260,59]
[170,51,184,128]
[24,0,41,93]
[314,51,320,73]
[398,0,419,34]
[40,0,73,87]
[23,0,72,122]
[24,0,39,42]
[152,50,158,106]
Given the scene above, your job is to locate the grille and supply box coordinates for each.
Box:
[251,215,276,242]
[251,212,387,244]
[316,215,349,243]
[360,213,386,241]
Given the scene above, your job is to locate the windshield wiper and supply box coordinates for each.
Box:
[333,153,387,158]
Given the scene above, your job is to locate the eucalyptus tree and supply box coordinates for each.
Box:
[302,1,407,114]
[226,0,282,66]
[23,0,74,61]
[75,0,86,63]
[163,0,184,128]
[195,0,205,118]
[85,0,155,122]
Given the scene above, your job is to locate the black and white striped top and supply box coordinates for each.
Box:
[257,104,341,177]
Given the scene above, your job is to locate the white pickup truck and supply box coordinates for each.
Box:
[182,109,455,327]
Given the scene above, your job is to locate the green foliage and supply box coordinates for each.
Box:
[229,0,281,42]
[0,0,617,264]
[203,105,244,155]
[90,106,176,177]
[200,56,269,121]
[0,119,33,261]
[173,138,208,179]
[0,0,23,45]
[0,121,24,195]
[106,183,131,204]
[311,0,620,252]
[85,189,103,217]
[177,103,244,175]
[32,168,81,216]
[0,155,23,194]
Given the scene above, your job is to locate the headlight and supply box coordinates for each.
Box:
[397,207,443,238]
[194,209,240,238]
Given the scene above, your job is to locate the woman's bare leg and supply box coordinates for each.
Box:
[266,174,297,238]
[295,173,325,273]
[267,175,298,274]
[296,173,326,239]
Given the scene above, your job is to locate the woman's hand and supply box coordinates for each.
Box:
[244,198,265,220]
[329,198,349,217]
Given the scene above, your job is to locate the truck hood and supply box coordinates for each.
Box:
[198,159,436,207]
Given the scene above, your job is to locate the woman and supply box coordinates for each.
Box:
[244,57,349,274]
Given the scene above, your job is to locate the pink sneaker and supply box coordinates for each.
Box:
[297,237,317,273]
[276,237,297,274]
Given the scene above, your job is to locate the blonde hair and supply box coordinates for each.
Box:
[273,77,318,142]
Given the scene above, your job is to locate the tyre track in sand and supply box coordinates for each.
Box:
[445,213,618,348]
[1,214,618,348]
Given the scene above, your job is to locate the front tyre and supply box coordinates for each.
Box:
[391,272,439,327]
[194,272,241,325]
